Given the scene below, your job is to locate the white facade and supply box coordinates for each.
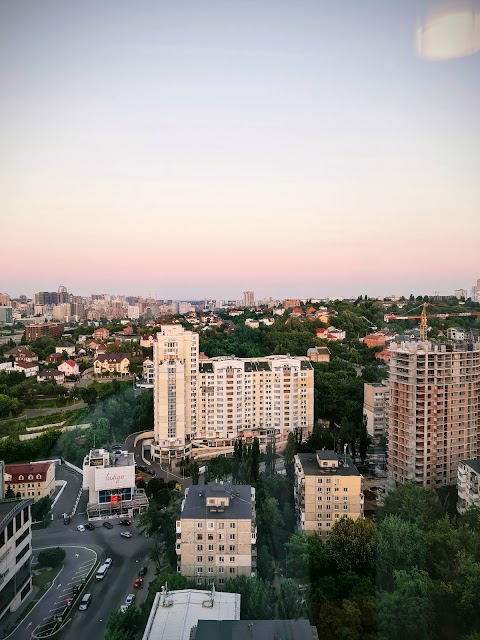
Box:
[457,460,480,514]
[363,383,389,439]
[128,305,140,320]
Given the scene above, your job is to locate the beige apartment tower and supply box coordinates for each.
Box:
[388,341,480,488]
[151,325,199,462]
[176,482,256,588]
[294,451,364,539]
[363,382,389,440]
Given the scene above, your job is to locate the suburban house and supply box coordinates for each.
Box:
[315,327,346,341]
[363,333,386,348]
[13,361,39,377]
[4,461,56,502]
[55,342,75,357]
[94,353,130,376]
[140,334,155,348]
[307,346,331,363]
[57,359,80,377]
[37,369,65,384]
[45,352,63,364]
[93,327,109,341]
[4,346,38,363]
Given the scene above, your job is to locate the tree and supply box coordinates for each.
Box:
[359,414,368,463]
[105,604,140,640]
[80,386,98,406]
[251,437,260,483]
[284,431,298,482]
[224,575,273,619]
[378,484,443,531]
[5,485,15,499]
[377,515,426,590]
[38,547,66,567]
[285,533,310,582]
[277,578,307,620]
[32,496,53,523]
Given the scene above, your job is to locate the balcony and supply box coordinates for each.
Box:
[176,521,181,533]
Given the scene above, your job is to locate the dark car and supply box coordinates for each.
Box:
[102,521,113,529]
[138,465,147,473]
[138,566,147,577]
[85,523,95,531]
[63,516,70,525]
[119,519,132,526]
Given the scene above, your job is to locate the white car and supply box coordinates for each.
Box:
[124,594,135,606]
[77,525,85,532]
[104,557,112,567]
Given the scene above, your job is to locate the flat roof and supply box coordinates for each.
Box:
[296,453,360,477]
[0,498,33,532]
[195,619,314,640]
[462,459,480,474]
[182,483,252,521]
[142,589,241,640]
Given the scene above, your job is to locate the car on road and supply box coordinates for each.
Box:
[137,465,147,472]
[119,519,132,526]
[77,525,85,532]
[124,594,135,606]
[103,521,113,529]
[120,531,132,538]
[63,516,70,525]
[138,566,147,577]
[104,557,112,567]
[79,593,92,611]
[85,523,95,531]
[133,578,143,589]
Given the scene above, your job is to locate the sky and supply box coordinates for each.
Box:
[1,0,479,300]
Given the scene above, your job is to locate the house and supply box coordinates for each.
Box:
[375,348,390,364]
[307,346,330,363]
[95,343,107,356]
[58,359,80,377]
[140,334,155,348]
[260,317,274,326]
[55,342,75,357]
[245,318,259,328]
[45,352,63,364]
[290,307,303,317]
[316,327,345,342]
[363,333,386,348]
[13,361,39,377]
[4,346,38,362]
[4,461,56,502]
[93,328,109,341]
[84,339,99,352]
[37,369,65,384]
[94,353,130,376]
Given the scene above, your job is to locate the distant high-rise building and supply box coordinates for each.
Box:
[57,285,68,304]
[34,291,59,306]
[388,341,480,488]
[455,289,468,299]
[243,291,255,308]
[363,382,389,440]
[0,293,11,306]
[0,307,13,324]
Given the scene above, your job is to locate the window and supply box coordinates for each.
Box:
[207,522,214,530]
[218,523,225,530]
[219,545,225,552]
[208,556,214,562]
[229,567,235,574]
[208,545,214,551]
[197,534,203,540]
[229,545,235,552]
[207,534,214,541]
[208,567,214,574]
[197,567,203,574]
[219,567,224,574]
[197,556,203,562]
[229,523,236,529]
[197,523,203,529]
[229,533,235,540]
[197,545,203,551]
[36,474,42,480]
[219,556,224,563]
[230,556,235,562]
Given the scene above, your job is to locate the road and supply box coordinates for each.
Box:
[22,402,86,419]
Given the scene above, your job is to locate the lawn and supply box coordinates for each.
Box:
[0,408,90,438]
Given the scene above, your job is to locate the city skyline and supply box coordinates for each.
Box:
[1,1,479,297]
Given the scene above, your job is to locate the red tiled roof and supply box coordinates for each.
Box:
[64,359,76,367]
[14,361,38,369]
[5,461,53,483]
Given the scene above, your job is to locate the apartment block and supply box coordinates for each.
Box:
[176,482,256,588]
[457,459,480,514]
[387,341,480,488]
[243,291,255,308]
[363,383,389,440]
[24,322,64,341]
[294,451,363,539]
[151,326,314,462]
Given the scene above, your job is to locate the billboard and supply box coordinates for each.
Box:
[94,466,135,491]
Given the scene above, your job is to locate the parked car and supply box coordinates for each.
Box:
[119,519,132,526]
[85,523,95,531]
[102,521,113,529]
[77,525,85,532]
[63,516,70,525]
[133,578,143,589]
[120,531,132,539]
[124,594,135,606]
[138,566,147,577]
[104,558,112,567]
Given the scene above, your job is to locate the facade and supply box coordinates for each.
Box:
[151,326,314,463]
[363,333,386,348]
[140,334,155,348]
[151,325,199,462]
[142,587,240,640]
[294,451,363,539]
[283,299,301,309]
[176,482,256,587]
[457,459,480,514]
[387,341,480,488]
[12,362,39,378]
[37,369,65,384]
[24,322,64,341]
[4,462,55,502]
[243,291,255,308]
[0,497,34,618]
[363,383,389,440]
[307,347,330,363]
[447,327,466,341]
[55,343,75,356]
[0,307,13,324]
[82,448,148,519]
[94,354,130,376]
[33,292,59,306]
[93,328,109,341]
[455,289,468,299]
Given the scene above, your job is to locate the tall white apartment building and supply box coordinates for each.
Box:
[151,326,314,461]
[387,341,480,488]
[151,326,199,462]
[243,291,255,308]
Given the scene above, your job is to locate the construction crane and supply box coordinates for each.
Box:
[384,302,480,340]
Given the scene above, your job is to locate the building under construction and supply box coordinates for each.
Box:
[387,340,480,488]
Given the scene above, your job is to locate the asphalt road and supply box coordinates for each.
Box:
[22,402,86,419]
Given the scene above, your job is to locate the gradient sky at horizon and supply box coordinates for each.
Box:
[1,0,479,300]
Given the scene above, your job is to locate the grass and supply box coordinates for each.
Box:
[24,397,78,409]
[12,565,62,626]
[0,408,90,438]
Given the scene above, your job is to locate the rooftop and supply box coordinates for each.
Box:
[195,619,315,640]
[0,498,34,532]
[142,588,240,640]
[462,459,480,475]
[296,452,360,477]
[181,482,252,520]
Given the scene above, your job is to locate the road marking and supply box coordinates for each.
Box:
[56,584,62,589]
[26,623,32,629]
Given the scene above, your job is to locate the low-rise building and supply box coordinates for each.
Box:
[363,333,386,348]
[0,496,34,618]
[55,342,75,357]
[315,327,345,341]
[24,322,64,341]
[457,459,480,514]
[4,462,55,501]
[93,328,109,342]
[12,361,39,377]
[294,451,363,539]
[82,448,148,519]
[447,327,466,341]
[142,587,240,640]
[140,334,155,348]
[176,482,256,588]
[57,359,80,377]
[363,383,389,440]
[37,369,65,384]
[307,346,330,363]
[94,353,130,376]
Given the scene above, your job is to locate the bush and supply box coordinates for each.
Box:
[38,547,65,567]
